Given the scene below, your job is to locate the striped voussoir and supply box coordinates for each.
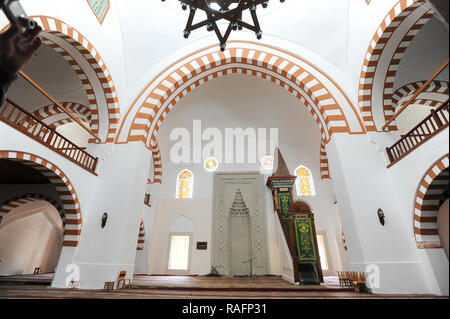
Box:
[358,0,426,132]
[320,140,331,180]
[127,46,352,149]
[0,151,82,247]
[0,16,121,144]
[0,194,65,224]
[150,140,162,184]
[414,154,449,249]
[392,80,449,110]
[31,102,91,129]
[341,227,348,251]
[382,11,433,130]
[137,219,146,251]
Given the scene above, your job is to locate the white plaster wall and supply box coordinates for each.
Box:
[388,127,449,295]
[148,74,344,276]
[149,199,212,275]
[0,201,63,275]
[327,131,449,295]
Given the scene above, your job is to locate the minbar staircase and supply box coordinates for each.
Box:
[0,98,98,174]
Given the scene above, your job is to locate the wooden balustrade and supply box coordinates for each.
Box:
[386,100,449,167]
[0,98,98,174]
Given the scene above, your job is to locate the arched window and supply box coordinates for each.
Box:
[176,169,194,199]
[295,166,316,197]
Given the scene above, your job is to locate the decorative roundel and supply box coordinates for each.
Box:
[204,157,219,172]
[261,155,274,170]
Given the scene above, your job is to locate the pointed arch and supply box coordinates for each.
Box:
[414,154,449,249]
[0,151,82,247]
[176,169,194,199]
[358,0,433,131]
[116,42,365,148]
[1,16,120,143]
[295,165,316,197]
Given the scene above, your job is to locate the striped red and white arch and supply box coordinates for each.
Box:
[137,219,146,251]
[0,151,82,247]
[392,80,449,111]
[149,141,162,184]
[358,0,434,132]
[414,154,449,249]
[116,42,365,149]
[31,102,92,129]
[320,140,331,180]
[1,16,120,143]
[0,193,65,224]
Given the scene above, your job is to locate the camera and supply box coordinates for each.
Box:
[0,0,36,31]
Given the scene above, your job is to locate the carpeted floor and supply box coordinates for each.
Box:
[0,274,446,299]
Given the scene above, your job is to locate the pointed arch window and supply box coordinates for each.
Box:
[176,169,194,199]
[295,166,316,197]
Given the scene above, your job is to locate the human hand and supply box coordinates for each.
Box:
[0,24,42,74]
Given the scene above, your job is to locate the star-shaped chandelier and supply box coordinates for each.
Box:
[162,0,285,51]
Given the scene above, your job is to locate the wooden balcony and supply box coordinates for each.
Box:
[386,100,449,167]
[0,98,98,174]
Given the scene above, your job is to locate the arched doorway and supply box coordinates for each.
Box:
[0,151,82,286]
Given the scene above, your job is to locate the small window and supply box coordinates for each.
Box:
[316,234,329,271]
[261,155,274,170]
[176,169,194,199]
[168,235,190,270]
[295,165,316,197]
[204,157,219,172]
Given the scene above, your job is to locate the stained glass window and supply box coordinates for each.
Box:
[204,157,219,172]
[295,166,316,197]
[261,155,274,170]
[176,169,194,199]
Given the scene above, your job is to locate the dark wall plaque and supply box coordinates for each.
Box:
[197,242,208,250]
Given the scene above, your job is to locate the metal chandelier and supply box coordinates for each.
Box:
[162,0,286,51]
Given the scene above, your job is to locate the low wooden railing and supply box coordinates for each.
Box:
[0,98,98,174]
[386,100,449,167]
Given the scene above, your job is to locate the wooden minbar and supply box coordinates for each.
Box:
[266,148,323,285]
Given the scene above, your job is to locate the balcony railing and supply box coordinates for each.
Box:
[386,100,449,167]
[0,98,98,174]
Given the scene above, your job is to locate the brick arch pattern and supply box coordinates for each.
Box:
[382,10,434,130]
[137,219,145,251]
[1,16,120,143]
[117,42,365,149]
[392,80,449,110]
[0,151,82,247]
[414,154,449,249]
[320,140,331,180]
[0,193,65,224]
[358,0,432,131]
[150,140,162,184]
[31,102,91,129]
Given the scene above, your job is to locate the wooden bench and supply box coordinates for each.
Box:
[337,271,367,293]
